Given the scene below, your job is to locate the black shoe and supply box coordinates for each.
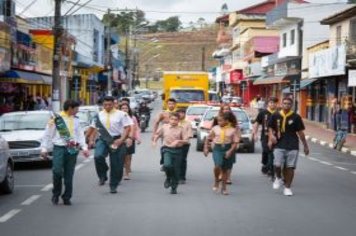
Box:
[99,177,107,186]
[170,188,177,194]
[51,196,59,205]
[63,199,72,205]
[261,166,268,175]
[110,188,117,194]
[164,178,171,189]
[179,180,186,185]
[160,166,165,172]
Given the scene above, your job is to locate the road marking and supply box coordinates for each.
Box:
[21,195,41,206]
[41,184,53,192]
[334,166,348,171]
[319,161,333,166]
[305,135,310,140]
[311,138,318,143]
[351,151,356,157]
[351,171,356,175]
[308,157,318,161]
[329,144,334,148]
[341,147,349,153]
[0,209,21,223]
[16,185,45,188]
[75,163,85,170]
[320,141,327,146]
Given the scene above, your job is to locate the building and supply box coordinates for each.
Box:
[258,1,352,114]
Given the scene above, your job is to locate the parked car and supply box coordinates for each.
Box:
[135,89,155,102]
[0,134,14,194]
[0,111,53,163]
[185,104,210,137]
[196,106,254,152]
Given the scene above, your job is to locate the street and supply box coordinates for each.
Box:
[1,101,356,236]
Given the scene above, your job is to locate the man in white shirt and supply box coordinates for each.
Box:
[41,100,90,205]
[88,96,133,194]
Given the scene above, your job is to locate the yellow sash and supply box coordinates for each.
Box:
[60,111,74,136]
[280,110,293,133]
[219,124,232,144]
[105,109,116,129]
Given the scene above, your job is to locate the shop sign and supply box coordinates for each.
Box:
[348,70,356,87]
[309,45,346,79]
[35,44,53,74]
[0,23,11,72]
[230,70,243,84]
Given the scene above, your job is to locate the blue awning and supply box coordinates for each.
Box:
[283,78,318,93]
[0,70,51,84]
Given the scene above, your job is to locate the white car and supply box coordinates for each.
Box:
[185,104,211,137]
[0,134,14,194]
[0,111,53,163]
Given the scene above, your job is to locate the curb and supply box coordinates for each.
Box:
[305,135,356,157]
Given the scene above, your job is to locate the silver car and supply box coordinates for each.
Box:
[0,134,14,194]
[0,111,53,163]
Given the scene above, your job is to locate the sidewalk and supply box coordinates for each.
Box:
[245,107,356,157]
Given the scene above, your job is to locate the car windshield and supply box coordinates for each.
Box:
[0,113,51,131]
[203,110,249,123]
[170,90,205,103]
[209,93,219,102]
[187,106,209,116]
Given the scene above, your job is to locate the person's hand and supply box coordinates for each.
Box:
[203,146,209,157]
[171,140,180,147]
[82,150,90,158]
[152,141,157,147]
[225,150,233,159]
[113,139,123,148]
[137,140,141,145]
[268,140,273,150]
[304,145,310,156]
[270,135,277,145]
[126,138,133,147]
[40,151,48,160]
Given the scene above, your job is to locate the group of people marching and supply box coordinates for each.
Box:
[40,94,309,206]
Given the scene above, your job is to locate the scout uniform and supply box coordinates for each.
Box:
[210,125,239,170]
[179,119,193,182]
[92,108,133,192]
[41,111,87,203]
[157,109,176,166]
[156,123,189,193]
[255,108,276,175]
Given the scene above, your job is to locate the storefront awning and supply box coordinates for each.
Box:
[282,78,318,93]
[0,70,48,84]
[41,75,52,85]
[253,76,289,85]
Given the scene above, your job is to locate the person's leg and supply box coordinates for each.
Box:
[267,150,275,180]
[179,144,189,182]
[171,151,182,193]
[52,146,65,204]
[284,150,299,189]
[94,139,109,183]
[62,152,78,203]
[221,169,228,195]
[109,145,126,192]
[123,154,132,179]
[163,149,173,189]
[261,150,269,174]
[273,149,285,189]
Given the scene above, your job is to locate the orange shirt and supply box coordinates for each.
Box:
[156,124,188,148]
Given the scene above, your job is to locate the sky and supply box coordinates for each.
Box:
[15,0,348,26]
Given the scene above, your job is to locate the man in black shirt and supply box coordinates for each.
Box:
[268,97,309,196]
[253,97,278,178]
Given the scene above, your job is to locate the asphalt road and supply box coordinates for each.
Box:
[1,100,356,236]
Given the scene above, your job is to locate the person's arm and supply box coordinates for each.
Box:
[152,127,163,145]
[40,119,56,158]
[76,120,90,157]
[152,113,163,140]
[203,129,215,156]
[297,130,309,155]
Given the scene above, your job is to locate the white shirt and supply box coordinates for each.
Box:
[91,109,133,136]
[41,113,88,152]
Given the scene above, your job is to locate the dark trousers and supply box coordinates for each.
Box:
[179,144,190,181]
[162,147,182,189]
[52,146,78,200]
[94,139,126,189]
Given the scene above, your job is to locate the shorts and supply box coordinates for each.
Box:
[126,141,136,155]
[273,148,299,168]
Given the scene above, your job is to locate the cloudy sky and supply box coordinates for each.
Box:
[16,0,347,25]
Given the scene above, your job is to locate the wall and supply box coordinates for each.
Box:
[329,18,351,47]
[278,24,299,58]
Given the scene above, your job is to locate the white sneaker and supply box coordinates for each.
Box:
[283,188,293,196]
[273,178,282,190]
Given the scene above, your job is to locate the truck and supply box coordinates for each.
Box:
[162,71,209,109]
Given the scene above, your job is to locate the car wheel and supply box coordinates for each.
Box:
[247,142,255,153]
[196,137,204,151]
[0,162,14,194]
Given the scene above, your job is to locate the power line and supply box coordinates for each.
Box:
[63,0,81,16]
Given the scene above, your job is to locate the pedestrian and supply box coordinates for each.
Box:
[204,111,239,195]
[87,96,133,194]
[40,99,90,205]
[152,98,177,170]
[177,108,193,184]
[253,97,278,179]
[114,98,121,110]
[268,97,309,196]
[152,112,189,194]
[120,103,141,180]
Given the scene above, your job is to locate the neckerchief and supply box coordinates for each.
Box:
[267,108,276,114]
[280,110,293,133]
[60,111,74,136]
[104,109,116,129]
[219,123,232,144]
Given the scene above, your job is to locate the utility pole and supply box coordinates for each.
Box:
[52,0,63,112]
[106,8,112,96]
[125,27,131,91]
[202,46,206,71]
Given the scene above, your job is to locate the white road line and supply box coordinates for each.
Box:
[16,185,45,188]
[21,195,41,206]
[308,157,318,161]
[320,141,327,146]
[41,184,53,192]
[341,147,349,153]
[75,163,85,170]
[0,209,21,223]
[311,138,318,143]
[329,144,334,149]
[351,171,356,175]
[319,161,333,166]
[334,166,349,171]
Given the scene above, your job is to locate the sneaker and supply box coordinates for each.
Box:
[164,178,171,189]
[283,188,293,196]
[273,178,282,190]
[170,188,177,194]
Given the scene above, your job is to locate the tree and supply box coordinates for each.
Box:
[348,0,356,3]
[148,16,182,33]
[102,10,148,34]
[197,17,207,29]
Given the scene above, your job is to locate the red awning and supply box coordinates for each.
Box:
[244,36,279,60]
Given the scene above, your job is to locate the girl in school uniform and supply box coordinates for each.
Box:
[204,111,239,195]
